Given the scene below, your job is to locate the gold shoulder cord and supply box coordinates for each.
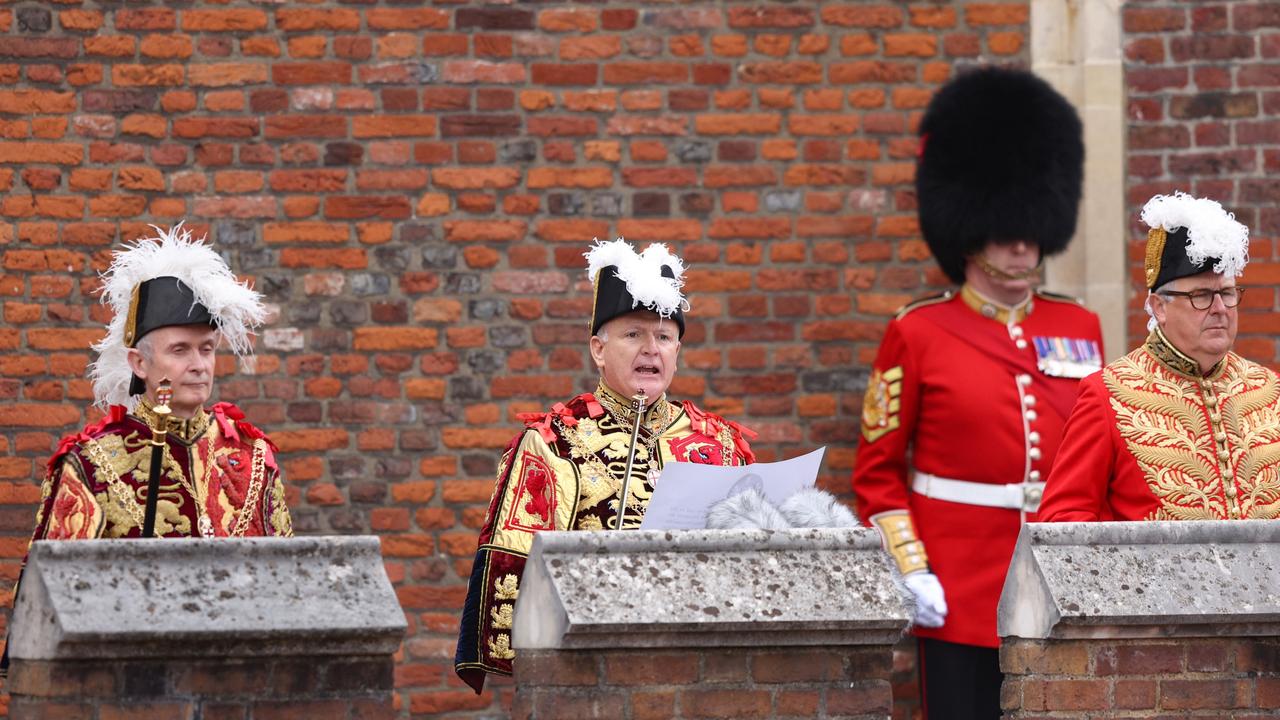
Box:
[870,510,929,576]
[231,438,268,537]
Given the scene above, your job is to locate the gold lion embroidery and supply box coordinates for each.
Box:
[494,574,519,601]
[488,632,515,660]
[861,366,903,443]
[490,603,513,630]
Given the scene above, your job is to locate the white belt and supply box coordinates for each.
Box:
[911,472,1044,512]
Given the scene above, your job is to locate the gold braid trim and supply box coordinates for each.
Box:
[870,510,929,575]
[84,437,146,530]
[1145,227,1167,289]
[231,438,268,537]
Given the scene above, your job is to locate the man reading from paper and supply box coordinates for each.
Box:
[1040,193,1280,522]
[454,239,756,693]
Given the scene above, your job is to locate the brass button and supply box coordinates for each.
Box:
[1025,409,1038,422]
[1206,395,1218,407]
[1218,449,1230,462]
[1215,432,1227,443]
[1029,448,1042,461]
[1210,412,1221,424]
[1023,395,1037,407]
[1028,431,1041,445]
[1226,487,1238,498]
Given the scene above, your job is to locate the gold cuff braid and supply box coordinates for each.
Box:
[870,510,929,576]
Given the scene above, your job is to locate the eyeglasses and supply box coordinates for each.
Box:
[1158,287,1245,310]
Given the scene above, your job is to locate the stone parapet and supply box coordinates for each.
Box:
[511,528,908,719]
[7,537,406,719]
[998,521,1280,717]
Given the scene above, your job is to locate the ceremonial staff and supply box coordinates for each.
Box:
[613,392,648,530]
[141,379,172,538]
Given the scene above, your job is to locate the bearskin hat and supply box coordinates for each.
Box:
[916,66,1085,284]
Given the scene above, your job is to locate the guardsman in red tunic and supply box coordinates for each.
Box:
[1040,193,1279,522]
[4,225,292,673]
[454,240,755,693]
[852,68,1103,719]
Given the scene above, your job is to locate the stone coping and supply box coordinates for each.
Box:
[512,528,909,651]
[9,536,406,661]
[998,520,1280,640]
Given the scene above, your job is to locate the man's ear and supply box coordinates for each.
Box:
[126,347,146,381]
[589,335,606,370]
[1149,294,1168,326]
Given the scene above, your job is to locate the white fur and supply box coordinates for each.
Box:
[90,223,266,410]
[778,488,859,528]
[584,238,689,319]
[1141,192,1250,280]
[705,488,791,530]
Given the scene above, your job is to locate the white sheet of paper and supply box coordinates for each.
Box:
[639,447,826,530]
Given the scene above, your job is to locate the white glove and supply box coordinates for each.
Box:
[903,572,948,628]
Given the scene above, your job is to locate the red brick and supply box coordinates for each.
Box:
[678,689,771,718]
[182,9,268,31]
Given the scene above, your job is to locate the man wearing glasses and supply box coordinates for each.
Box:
[1039,192,1280,522]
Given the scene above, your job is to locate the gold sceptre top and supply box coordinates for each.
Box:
[614,391,648,531]
[149,378,173,446]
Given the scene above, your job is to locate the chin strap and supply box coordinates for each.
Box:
[974,254,1043,282]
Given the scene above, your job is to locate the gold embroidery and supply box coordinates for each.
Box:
[1106,348,1280,521]
[1144,326,1219,378]
[1145,227,1167,288]
[230,438,268,537]
[269,472,293,537]
[488,632,515,660]
[870,510,929,575]
[577,514,604,531]
[861,366,903,443]
[490,604,514,630]
[494,574,519,601]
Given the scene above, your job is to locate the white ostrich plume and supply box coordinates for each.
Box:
[89,223,266,409]
[584,238,689,319]
[1141,191,1250,280]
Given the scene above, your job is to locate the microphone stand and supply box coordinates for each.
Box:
[613,392,648,530]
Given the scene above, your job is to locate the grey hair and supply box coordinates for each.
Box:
[595,328,608,342]
[134,334,155,361]
[1144,281,1176,332]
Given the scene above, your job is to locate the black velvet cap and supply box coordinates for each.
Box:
[590,264,686,338]
[125,276,215,395]
[1147,226,1217,289]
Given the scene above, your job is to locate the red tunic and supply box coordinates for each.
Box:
[1039,329,1280,522]
[852,288,1103,648]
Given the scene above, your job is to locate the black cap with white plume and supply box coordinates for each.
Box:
[90,224,267,410]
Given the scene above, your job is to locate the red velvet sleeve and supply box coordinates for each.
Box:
[1037,372,1117,522]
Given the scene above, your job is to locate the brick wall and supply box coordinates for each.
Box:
[0,2,1031,717]
[1124,1,1280,360]
[7,656,395,720]
[514,647,893,719]
[1001,637,1280,716]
